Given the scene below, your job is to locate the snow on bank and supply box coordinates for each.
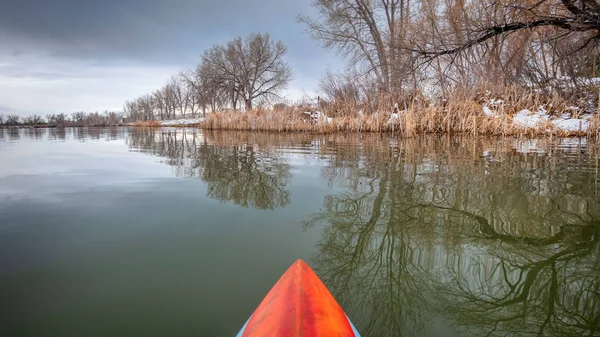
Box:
[512,108,549,128]
[160,118,205,126]
[511,106,592,132]
[551,118,590,132]
[515,109,593,132]
[482,101,595,133]
[482,106,495,117]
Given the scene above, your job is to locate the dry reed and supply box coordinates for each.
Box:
[146,85,600,137]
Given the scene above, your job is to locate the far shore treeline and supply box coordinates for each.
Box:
[0,111,124,128]
[4,1,600,135]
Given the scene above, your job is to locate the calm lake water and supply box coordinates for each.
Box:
[1,127,599,337]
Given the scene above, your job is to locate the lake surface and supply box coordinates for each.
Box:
[1,127,599,337]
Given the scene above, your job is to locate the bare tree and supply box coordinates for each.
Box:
[137,94,156,121]
[0,113,4,125]
[181,67,221,117]
[153,88,168,120]
[201,43,244,111]
[167,75,190,118]
[236,33,293,110]
[298,0,415,93]
[416,1,600,58]
[30,114,43,125]
[319,70,362,115]
[6,114,20,126]
[124,32,291,118]
[72,112,85,125]
[411,0,600,88]
[54,113,68,126]
[198,59,228,112]
[201,33,292,111]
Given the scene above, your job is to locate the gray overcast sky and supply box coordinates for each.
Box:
[0,0,343,116]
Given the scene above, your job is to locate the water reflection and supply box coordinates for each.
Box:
[0,127,127,142]
[8,128,20,141]
[48,127,66,141]
[128,129,293,210]
[124,129,600,336]
[304,136,600,337]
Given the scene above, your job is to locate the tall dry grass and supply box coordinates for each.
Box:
[185,85,600,137]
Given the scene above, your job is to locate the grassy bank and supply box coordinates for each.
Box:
[135,86,600,137]
[202,106,599,138]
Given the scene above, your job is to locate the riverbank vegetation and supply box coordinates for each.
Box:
[121,0,600,136]
[202,85,599,137]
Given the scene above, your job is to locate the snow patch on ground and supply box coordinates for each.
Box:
[512,108,549,128]
[482,106,495,116]
[551,118,589,132]
[509,105,593,132]
[160,118,205,126]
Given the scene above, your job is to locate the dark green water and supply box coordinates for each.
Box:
[1,127,599,337]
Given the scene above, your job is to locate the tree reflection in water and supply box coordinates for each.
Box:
[304,136,600,337]
[124,128,599,336]
[127,128,292,210]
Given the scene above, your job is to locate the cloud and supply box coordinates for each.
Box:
[0,55,179,115]
[0,0,344,115]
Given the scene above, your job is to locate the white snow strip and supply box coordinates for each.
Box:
[160,118,205,126]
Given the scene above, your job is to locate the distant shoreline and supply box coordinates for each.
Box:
[0,124,128,129]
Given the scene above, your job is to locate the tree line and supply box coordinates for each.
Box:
[0,111,124,127]
[124,32,293,122]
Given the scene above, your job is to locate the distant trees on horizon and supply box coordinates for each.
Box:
[0,111,125,127]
